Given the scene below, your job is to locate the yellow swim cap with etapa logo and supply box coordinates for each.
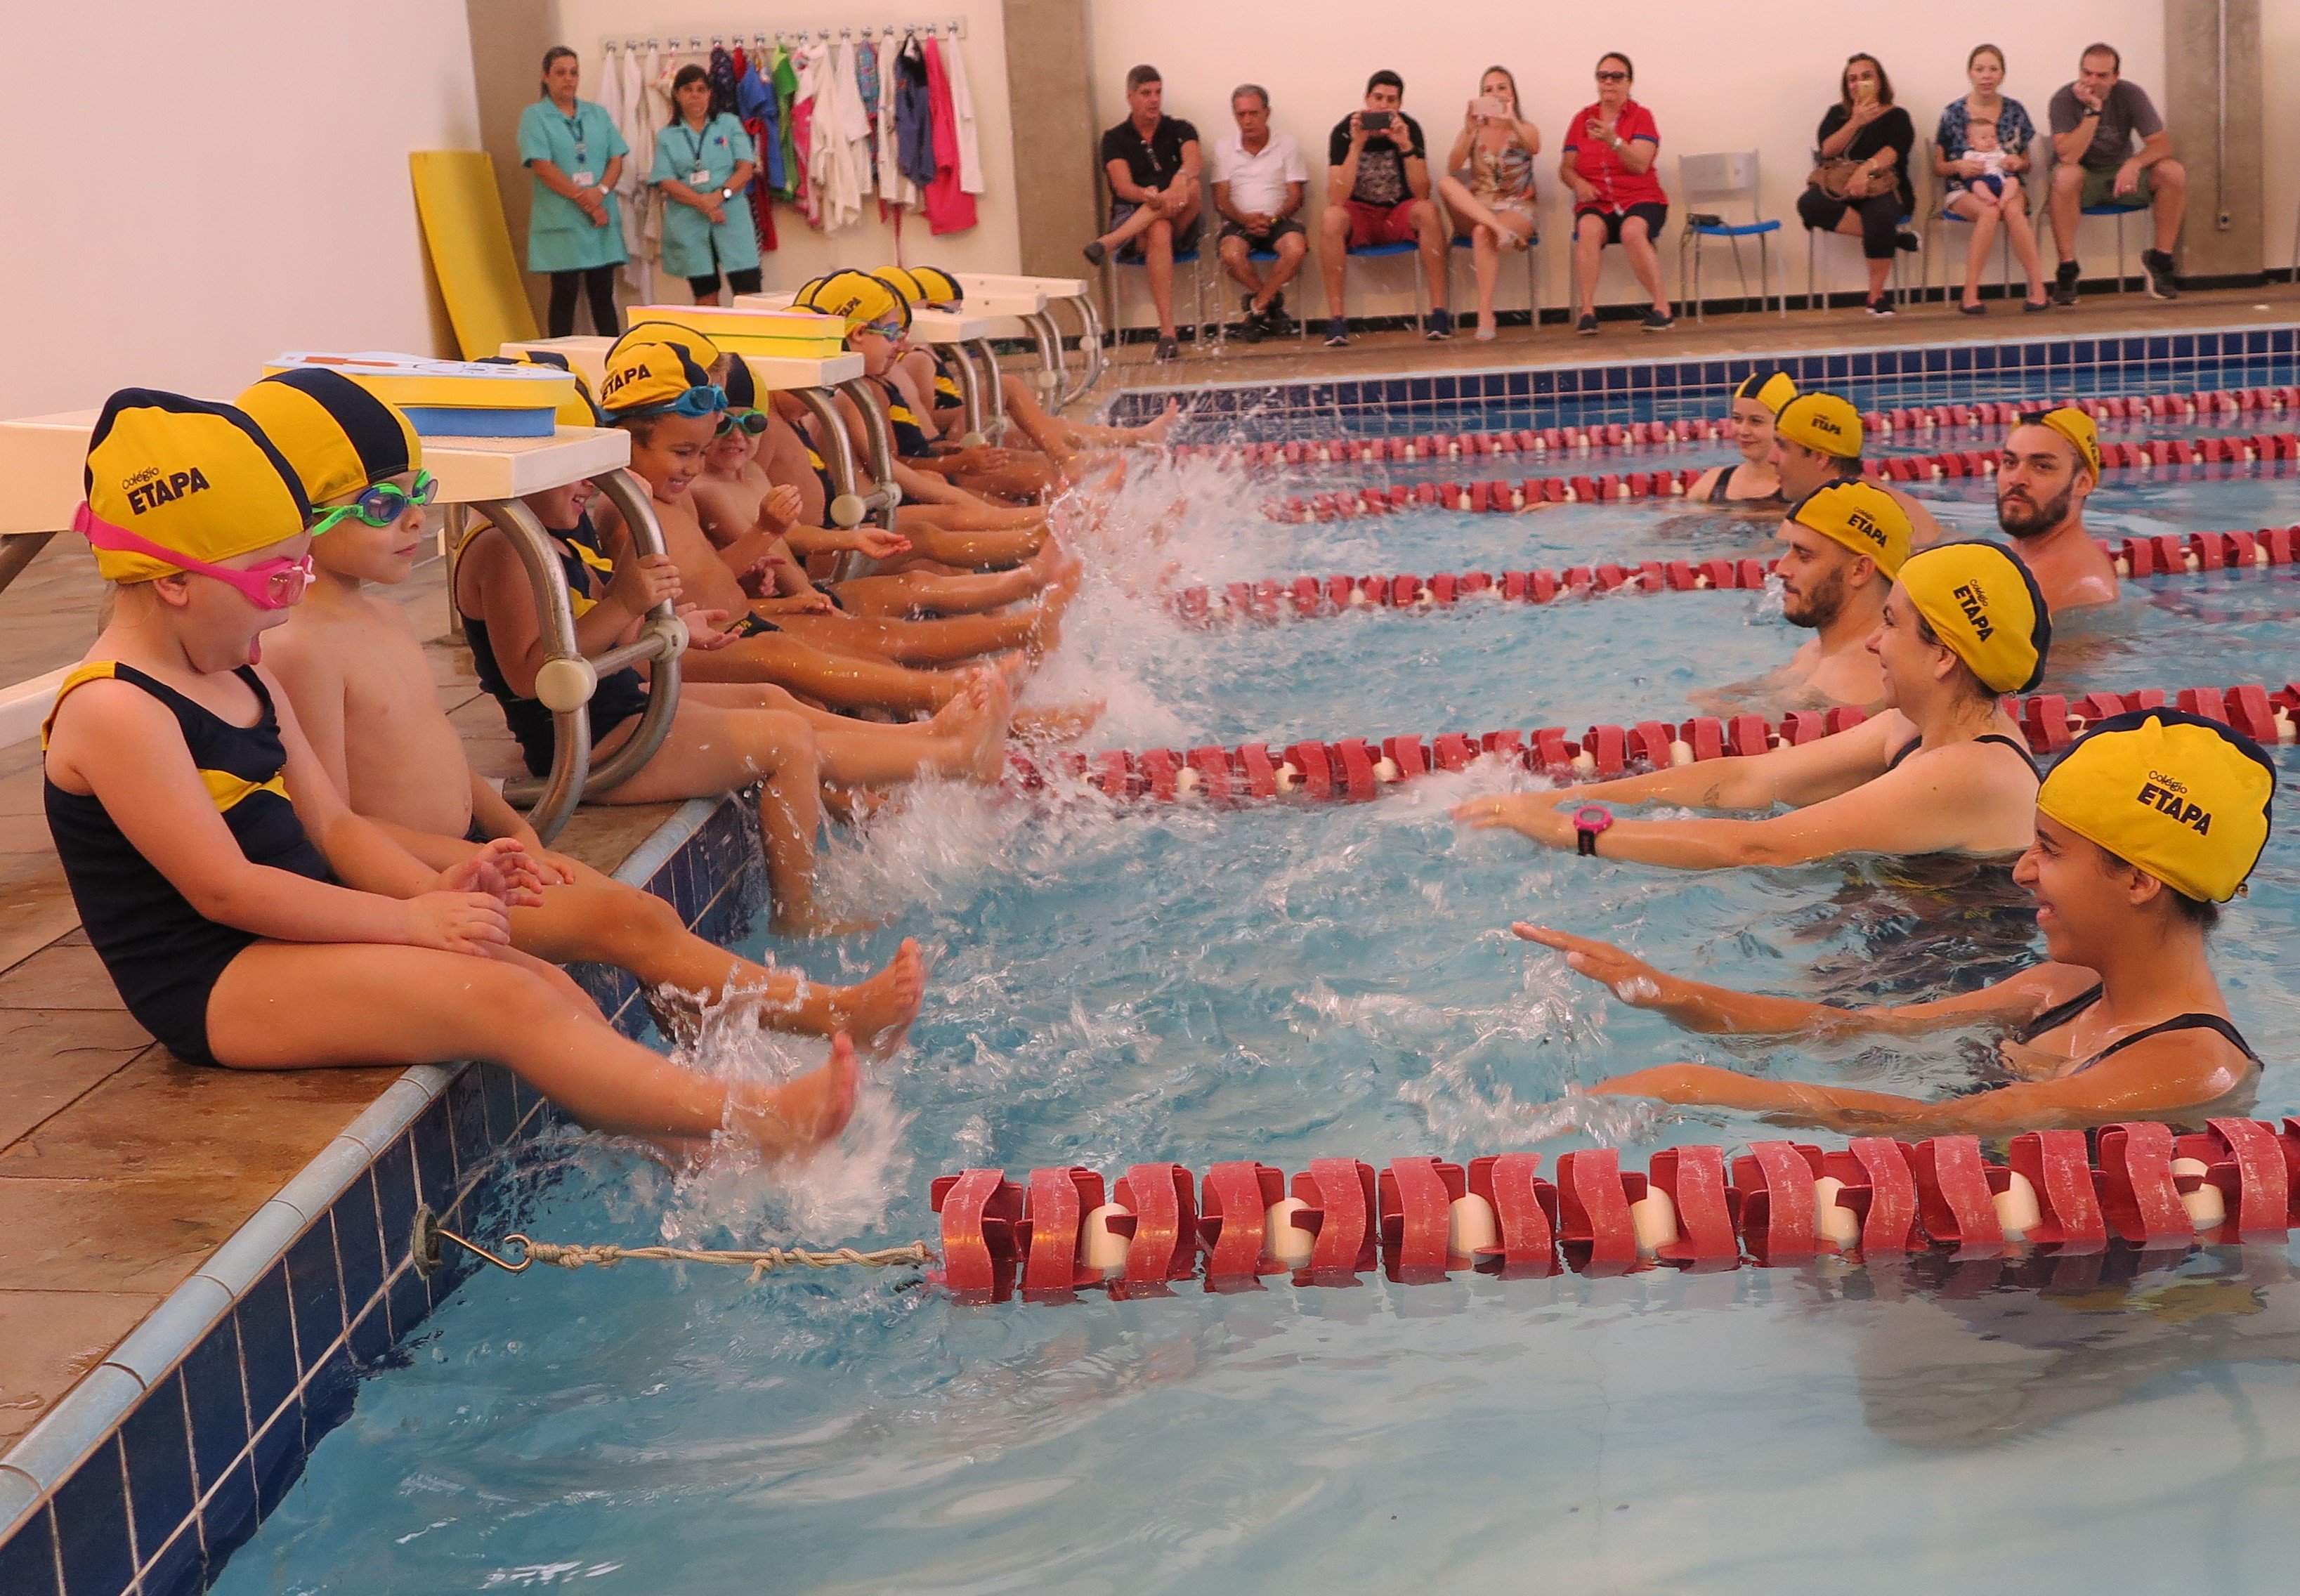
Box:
[875,265,961,307]
[79,390,311,583]
[481,349,603,427]
[2039,709,2275,903]
[610,321,724,376]
[1734,368,1798,416]
[234,368,422,506]
[793,270,912,334]
[1897,539,2051,693]
[2029,405,2102,477]
[1788,479,1910,577]
[597,341,718,417]
[1776,391,1864,459]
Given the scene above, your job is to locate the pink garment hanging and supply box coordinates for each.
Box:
[921,37,976,235]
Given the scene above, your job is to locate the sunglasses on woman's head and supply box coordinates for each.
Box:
[307,470,440,535]
[716,408,769,436]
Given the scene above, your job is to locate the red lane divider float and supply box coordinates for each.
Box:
[1250,436,2300,521]
[1175,526,2300,623]
[1005,682,2299,804]
[1176,387,2300,476]
[929,1117,2300,1302]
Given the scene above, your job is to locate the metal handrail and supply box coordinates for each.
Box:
[1020,310,1069,412]
[1050,292,1106,405]
[947,338,1007,444]
[485,466,686,841]
[790,381,901,584]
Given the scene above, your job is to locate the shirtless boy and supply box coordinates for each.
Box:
[1996,408,2121,612]
[244,370,937,1040]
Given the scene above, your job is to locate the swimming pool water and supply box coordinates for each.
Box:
[213,411,2300,1595]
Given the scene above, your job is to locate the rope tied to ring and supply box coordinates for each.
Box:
[414,1211,933,1284]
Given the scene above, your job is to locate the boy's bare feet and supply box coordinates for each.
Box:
[828,938,927,1057]
[729,1031,861,1155]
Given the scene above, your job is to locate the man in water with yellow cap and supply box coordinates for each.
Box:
[1997,406,2121,613]
[1457,540,2049,867]
[1772,391,1948,551]
[1697,479,1907,713]
[1517,708,2270,1131]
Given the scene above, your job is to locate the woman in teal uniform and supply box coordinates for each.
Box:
[651,65,763,305]
[518,47,629,337]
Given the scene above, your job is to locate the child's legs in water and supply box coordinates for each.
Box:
[205,941,856,1152]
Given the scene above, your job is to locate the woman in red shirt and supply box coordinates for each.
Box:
[1560,53,1673,334]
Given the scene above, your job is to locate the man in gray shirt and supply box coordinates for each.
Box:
[2045,41,2186,303]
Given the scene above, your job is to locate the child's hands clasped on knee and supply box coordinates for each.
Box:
[402,889,516,956]
[607,551,684,617]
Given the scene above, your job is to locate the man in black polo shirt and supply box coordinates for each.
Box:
[1085,64,1203,362]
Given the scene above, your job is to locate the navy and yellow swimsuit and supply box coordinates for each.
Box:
[872,377,932,458]
[44,662,332,1066]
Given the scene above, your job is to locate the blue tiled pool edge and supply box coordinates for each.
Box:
[0,796,760,1596]
[1105,324,2300,428]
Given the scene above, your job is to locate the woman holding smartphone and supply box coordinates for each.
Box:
[1796,53,1917,318]
[1560,53,1673,334]
[1437,67,1541,341]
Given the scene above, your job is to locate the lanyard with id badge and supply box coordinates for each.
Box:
[684,125,713,188]
[565,109,595,188]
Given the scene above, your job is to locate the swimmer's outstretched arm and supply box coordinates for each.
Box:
[1592,1031,2255,1135]
[1513,924,2058,1038]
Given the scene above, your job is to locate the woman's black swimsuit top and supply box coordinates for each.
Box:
[1707,460,1786,506]
[462,511,651,779]
[1886,733,2041,779]
[43,662,332,1064]
[2013,983,2260,1073]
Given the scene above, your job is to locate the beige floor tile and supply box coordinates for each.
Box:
[0,1288,162,1448]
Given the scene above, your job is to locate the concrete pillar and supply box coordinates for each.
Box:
[463,0,558,327]
[1000,0,1102,278]
[2164,0,2263,280]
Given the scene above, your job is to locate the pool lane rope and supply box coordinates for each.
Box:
[933,1118,2300,1302]
[1175,525,2300,624]
[1248,433,2300,521]
[414,1210,932,1282]
[1009,681,2299,805]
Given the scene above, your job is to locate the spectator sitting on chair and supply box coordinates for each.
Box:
[1771,391,1949,551]
[1210,83,1309,343]
[1935,44,2048,314]
[1796,53,1916,319]
[1560,53,1673,335]
[1436,65,1541,343]
[1318,71,1452,346]
[1997,408,2122,613]
[2046,43,2185,304]
[1085,65,1202,363]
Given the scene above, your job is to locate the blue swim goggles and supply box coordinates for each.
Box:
[625,384,729,421]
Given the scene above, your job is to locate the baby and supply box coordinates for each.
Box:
[1964,117,2015,202]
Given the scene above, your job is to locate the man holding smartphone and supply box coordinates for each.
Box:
[1318,70,1451,345]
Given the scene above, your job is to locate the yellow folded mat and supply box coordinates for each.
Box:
[409,150,541,358]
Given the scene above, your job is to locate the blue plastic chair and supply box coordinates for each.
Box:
[1338,238,1430,336]
[1096,209,1209,352]
[1923,139,2025,305]
[1677,152,1784,320]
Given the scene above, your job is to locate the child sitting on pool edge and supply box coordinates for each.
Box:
[41,388,854,1153]
[242,365,929,1049]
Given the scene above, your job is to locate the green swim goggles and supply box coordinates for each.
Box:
[308,470,439,534]
[716,408,768,436]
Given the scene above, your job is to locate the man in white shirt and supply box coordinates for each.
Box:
[1210,84,1309,341]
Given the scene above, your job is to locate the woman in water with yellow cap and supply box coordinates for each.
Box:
[1687,368,1796,507]
[1454,537,2050,866]
[1518,708,2272,1130]
[41,390,856,1158]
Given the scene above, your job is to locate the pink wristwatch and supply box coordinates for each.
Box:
[1573,804,1614,857]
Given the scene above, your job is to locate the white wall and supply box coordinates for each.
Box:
[537,2,1022,304]
[1088,1,2165,328]
[2266,1,2300,275]
[0,4,482,418]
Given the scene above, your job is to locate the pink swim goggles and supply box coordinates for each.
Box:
[73,504,314,610]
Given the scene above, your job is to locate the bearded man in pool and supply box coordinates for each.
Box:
[1996,407,2121,613]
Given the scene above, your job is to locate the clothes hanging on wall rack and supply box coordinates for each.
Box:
[941,30,983,197]
[873,32,917,214]
[706,45,738,119]
[920,35,975,234]
[605,44,657,299]
[894,34,934,191]
[729,44,778,251]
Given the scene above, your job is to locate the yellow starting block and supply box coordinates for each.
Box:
[499,336,863,394]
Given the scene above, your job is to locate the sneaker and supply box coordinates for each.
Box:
[1239,295,1265,344]
[1154,336,1180,362]
[1576,313,1600,336]
[1324,317,1350,347]
[2142,249,2179,301]
[1082,239,1108,268]
[1865,294,1896,318]
[2051,261,2080,307]
[1640,308,1675,332]
[1895,230,1920,254]
[1425,308,1454,341]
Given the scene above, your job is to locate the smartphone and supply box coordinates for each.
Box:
[1472,96,1507,120]
[1360,110,1394,131]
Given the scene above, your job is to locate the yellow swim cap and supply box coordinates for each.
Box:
[1733,367,1798,416]
[79,390,311,583]
[597,340,721,418]
[2039,709,2275,903]
[1897,539,2051,694]
[610,320,724,376]
[1788,479,1910,577]
[1776,391,1863,459]
[481,349,603,427]
[876,265,960,306]
[793,270,911,334]
[235,368,422,507]
[2029,405,2102,477]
